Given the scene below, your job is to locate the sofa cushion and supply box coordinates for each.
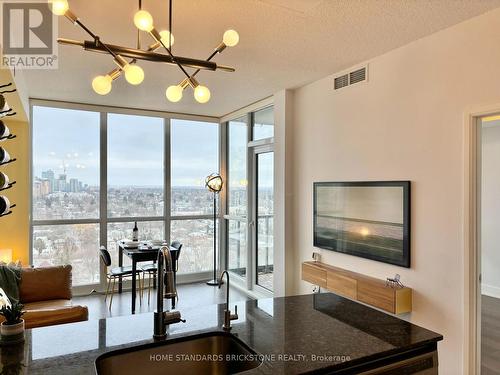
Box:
[0,299,89,329]
[19,265,72,303]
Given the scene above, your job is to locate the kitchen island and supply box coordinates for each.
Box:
[0,293,443,374]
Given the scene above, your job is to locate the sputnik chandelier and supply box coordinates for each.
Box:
[49,0,239,103]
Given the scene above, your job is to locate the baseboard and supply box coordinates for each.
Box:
[481,283,500,299]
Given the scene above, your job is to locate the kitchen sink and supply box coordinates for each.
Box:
[95,331,262,375]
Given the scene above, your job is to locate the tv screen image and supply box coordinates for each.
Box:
[313,181,410,268]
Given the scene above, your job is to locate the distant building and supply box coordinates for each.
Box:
[41,169,55,191]
[69,178,80,192]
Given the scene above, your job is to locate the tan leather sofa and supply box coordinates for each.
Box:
[0,265,88,329]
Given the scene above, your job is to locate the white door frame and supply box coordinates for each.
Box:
[464,104,500,374]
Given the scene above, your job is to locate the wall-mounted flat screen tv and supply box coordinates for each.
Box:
[313,181,410,267]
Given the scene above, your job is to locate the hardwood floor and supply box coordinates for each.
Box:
[482,295,500,375]
[74,282,251,321]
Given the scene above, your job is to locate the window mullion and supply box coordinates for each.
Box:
[165,117,171,243]
[99,111,108,290]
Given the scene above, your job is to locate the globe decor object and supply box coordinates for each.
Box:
[205,173,223,286]
[205,173,223,193]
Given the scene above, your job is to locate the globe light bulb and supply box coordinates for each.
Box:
[49,0,69,16]
[92,75,112,95]
[134,10,154,32]
[159,30,175,47]
[166,85,183,102]
[223,29,239,47]
[123,64,144,85]
[194,85,211,104]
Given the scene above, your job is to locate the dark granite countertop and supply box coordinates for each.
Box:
[0,293,442,374]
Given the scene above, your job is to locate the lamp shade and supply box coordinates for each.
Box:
[205,173,223,193]
[0,249,12,263]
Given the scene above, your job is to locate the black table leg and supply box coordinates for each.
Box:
[153,260,157,289]
[132,259,136,314]
[118,245,123,293]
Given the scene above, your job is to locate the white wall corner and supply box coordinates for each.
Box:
[273,89,295,297]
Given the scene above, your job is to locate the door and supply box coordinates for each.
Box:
[479,115,500,375]
[254,149,274,292]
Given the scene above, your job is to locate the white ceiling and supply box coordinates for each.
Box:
[21,0,500,117]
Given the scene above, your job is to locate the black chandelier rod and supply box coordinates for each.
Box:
[58,38,235,72]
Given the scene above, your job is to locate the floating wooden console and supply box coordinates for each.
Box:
[302,261,412,314]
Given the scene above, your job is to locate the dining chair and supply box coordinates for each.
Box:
[141,241,183,305]
[99,246,144,310]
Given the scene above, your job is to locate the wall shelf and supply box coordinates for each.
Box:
[0,204,16,218]
[0,134,16,141]
[0,158,16,166]
[302,261,412,314]
[0,181,16,192]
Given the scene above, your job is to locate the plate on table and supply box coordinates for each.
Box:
[122,240,140,248]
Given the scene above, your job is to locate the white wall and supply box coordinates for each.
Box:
[481,124,500,299]
[286,7,500,375]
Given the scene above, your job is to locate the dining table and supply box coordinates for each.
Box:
[117,241,180,314]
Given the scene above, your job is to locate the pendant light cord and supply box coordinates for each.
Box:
[137,0,142,50]
[169,0,173,51]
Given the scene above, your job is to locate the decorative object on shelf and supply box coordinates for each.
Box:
[51,0,239,104]
[0,84,18,118]
[0,172,15,192]
[313,181,411,268]
[0,83,16,95]
[0,147,15,166]
[0,121,15,141]
[0,90,17,219]
[0,302,25,345]
[0,196,15,217]
[386,274,405,288]
[312,252,321,262]
[205,173,223,286]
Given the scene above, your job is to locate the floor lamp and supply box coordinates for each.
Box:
[205,173,223,286]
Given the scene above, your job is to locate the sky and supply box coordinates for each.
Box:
[33,106,220,187]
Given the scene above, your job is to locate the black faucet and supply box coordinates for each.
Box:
[218,271,238,330]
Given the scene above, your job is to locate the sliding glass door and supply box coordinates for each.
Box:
[255,151,274,291]
[227,116,248,279]
[224,105,274,295]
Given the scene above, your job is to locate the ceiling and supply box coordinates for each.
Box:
[21,0,500,117]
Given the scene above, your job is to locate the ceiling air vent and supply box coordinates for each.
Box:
[333,65,368,91]
[334,74,348,90]
[349,67,366,84]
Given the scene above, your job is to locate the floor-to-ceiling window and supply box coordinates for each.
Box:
[224,104,274,294]
[31,101,219,290]
[170,119,219,274]
[32,106,101,286]
[106,113,165,267]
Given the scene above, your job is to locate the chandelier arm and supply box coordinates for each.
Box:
[189,48,221,80]
[156,37,191,79]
